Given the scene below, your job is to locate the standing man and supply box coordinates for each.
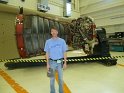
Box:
[44,26,68,93]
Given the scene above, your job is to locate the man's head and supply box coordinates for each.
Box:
[51,26,58,38]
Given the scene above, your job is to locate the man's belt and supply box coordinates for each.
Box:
[49,58,63,62]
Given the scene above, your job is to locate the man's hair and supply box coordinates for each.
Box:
[51,26,58,31]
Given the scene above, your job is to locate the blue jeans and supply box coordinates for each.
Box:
[49,60,63,93]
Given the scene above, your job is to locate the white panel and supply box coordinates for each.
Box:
[63,1,72,17]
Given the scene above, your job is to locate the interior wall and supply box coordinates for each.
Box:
[8,0,80,19]
[79,0,124,30]
[102,24,124,33]
[80,0,124,14]
[8,0,37,10]
[47,0,80,18]
[0,12,19,59]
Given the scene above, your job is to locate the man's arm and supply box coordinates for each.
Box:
[45,52,50,70]
[63,52,67,69]
[62,39,68,69]
[64,52,67,64]
[44,40,50,70]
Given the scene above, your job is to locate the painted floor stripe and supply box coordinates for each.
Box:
[0,69,29,93]
[55,72,71,93]
[117,64,124,67]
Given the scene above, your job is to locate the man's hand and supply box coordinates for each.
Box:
[47,64,50,71]
[63,62,67,69]
[63,52,67,69]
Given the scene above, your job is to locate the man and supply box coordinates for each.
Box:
[44,26,68,93]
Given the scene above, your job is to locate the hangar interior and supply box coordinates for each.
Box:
[0,0,124,93]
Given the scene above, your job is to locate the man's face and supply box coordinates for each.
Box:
[51,29,58,37]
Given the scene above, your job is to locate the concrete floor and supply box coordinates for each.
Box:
[0,51,124,93]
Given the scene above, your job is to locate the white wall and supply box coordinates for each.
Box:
[103,24,124,33]
[48,0,80,19]
[7,0,80,19]
[80,0,124,29]
[8,0,37,10]
[80,0,124,14]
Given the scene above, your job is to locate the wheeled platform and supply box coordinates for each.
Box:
[4,55,117,69]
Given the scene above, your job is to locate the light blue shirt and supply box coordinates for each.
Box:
[44,37,68,60]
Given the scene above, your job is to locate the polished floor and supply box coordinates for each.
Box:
[0,51,124,93]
